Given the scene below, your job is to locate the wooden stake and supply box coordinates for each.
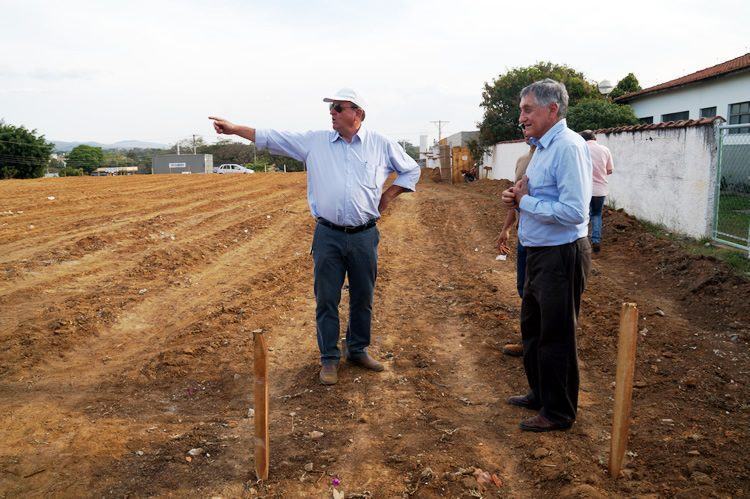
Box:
[253,330,269,481]
[609,303,638,478]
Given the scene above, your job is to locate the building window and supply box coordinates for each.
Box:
[639,116,654,124]
[729,101,750,134]
[661,111,689,122]
[700,107,717,118]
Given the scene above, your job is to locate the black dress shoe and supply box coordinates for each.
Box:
[519,414,573,432]
[506,394,542,410]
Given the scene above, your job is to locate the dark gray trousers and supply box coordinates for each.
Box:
[312,223,379,365]
[521,237,591,424]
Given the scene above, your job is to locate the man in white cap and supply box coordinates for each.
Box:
[209,88,421,385]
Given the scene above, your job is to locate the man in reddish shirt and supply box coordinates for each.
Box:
[579,130,614,253]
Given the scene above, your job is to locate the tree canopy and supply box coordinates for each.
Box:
[0,121,54,179]
[479,62,600,145]
[566,98,639,131]
[609,73,642,99]
[398,140,420,161]
[67,145,105,174]
[478,62,642,144]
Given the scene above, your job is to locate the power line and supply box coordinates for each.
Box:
[430,120,450,141]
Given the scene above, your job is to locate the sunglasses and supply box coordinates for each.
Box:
[329,103,358,113]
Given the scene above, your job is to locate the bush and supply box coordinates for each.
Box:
[58,166,85,176]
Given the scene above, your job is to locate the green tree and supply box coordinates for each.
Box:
[566,98,639,131]
[103,151,132,167]
[67,145,105,174]
[609,73,642,99]
[58,166,84,176]
[466,139,488,169]
[0,121,54,179]
[398,140,420,161]
[479,62,600,145]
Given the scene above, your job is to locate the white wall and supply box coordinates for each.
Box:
[629,72,750,122]
[598,125,718,238]
[483,140,531,181]
[487,123,719,239]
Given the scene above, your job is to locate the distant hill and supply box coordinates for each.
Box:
[53,140,169,152]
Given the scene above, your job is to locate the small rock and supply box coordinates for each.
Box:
[139,288,148,294]
[251,328,263,333]
[420,467,434,482]
[358,416,367,423]
[687,450,700,456]
[246,408,255,418]
[687,458,712,475]
[461,476,478,489]
[582,473,600,484]
[304,462,313,472]
[47,196,55,200]
[686,433,703,441]
[188,447,204,456]
[532,447,550,459]
[690,471,714,486]
[136,450,144,456]
[560,484,606,498]
[655,309,665,317]
[308,430,324,440]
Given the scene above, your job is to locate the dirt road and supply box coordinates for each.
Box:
[1,174,748,497]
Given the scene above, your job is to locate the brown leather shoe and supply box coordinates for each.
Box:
[348,354,384,372]
[519,414,572,432]
[502,343,524,357]
[507,394,542,410]
[341,339,384,372]
[319,363,339,385]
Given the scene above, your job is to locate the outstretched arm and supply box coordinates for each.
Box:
[209,116,256,142]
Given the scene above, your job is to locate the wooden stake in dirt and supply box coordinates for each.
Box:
[253,330,269,481]
[609,302,638,478]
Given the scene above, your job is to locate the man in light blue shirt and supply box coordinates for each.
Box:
[501,79,592,432]
[209,88,420,385]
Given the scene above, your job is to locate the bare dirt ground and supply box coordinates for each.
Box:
[1,173,748,498]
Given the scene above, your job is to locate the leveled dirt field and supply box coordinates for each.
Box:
[1,173,748,498]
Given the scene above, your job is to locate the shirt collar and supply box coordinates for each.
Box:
[330,124,366,144]
[529,119,567,150]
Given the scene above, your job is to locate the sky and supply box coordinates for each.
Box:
[1,0,749,147]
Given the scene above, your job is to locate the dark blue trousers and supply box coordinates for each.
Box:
[312,223,379,365]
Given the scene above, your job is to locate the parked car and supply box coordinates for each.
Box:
[213,164,255,174]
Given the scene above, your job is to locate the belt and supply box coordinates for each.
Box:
[317,217,377,234]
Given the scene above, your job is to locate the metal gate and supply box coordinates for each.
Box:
[713,124,750,255]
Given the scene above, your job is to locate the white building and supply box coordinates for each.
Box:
[616,53,749,127]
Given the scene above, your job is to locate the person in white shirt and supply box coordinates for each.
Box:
[209,88,421,385]
[579,130,614,253]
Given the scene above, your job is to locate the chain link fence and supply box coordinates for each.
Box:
[713,124,750,255]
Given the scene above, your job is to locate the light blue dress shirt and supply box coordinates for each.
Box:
[255,126,421,226]
[518,119,592,247]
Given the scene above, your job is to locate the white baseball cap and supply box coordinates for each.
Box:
[323,88,367,110]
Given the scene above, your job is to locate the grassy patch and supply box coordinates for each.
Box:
[716,193,750,245]
[629,215,750,277]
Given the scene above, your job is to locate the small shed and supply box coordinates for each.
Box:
[152,154,213,174]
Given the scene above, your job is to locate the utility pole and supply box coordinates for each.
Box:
[430,120,449,141]
[192,134,198,154]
